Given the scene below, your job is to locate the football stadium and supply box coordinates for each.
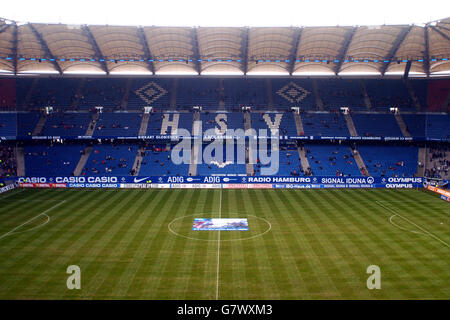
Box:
[0,7,449,303]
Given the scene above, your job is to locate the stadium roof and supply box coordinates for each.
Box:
[0,17,449,77]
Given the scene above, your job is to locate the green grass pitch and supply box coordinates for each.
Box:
[0,187,448,299]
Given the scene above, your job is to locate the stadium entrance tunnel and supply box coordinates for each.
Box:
[168,214,271,242]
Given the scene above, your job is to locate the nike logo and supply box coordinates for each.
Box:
[134,177,150,183]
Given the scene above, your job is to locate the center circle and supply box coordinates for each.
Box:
[168,213,271,242]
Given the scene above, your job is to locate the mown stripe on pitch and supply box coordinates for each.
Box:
[224,189,250,299]
[255,189,302,299]
[244,189,281,299]
[348,189,446,299]
[276,190,336,299]
[30,189,136,299]
[285,190,344,299]
[296,190,361,299]
[0,189,105,298]
[38,189,137,299]
[260,190,312,299]
[81,190,152,297]
[120,189,180,297]
[157,189,203,299]
[319,189,389,299]
[106,189,169,297]
[133,190,196,299]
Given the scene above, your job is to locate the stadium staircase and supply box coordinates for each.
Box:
[244,112,254,175]
[406,81,422,111]
[218,79,226,111]
[417,147,426,177]
[73,146,92,176]
[85,112,100,136]
[293,112,305,135]
[22,78,39,110]
[312,79,324,111]
[15,145,25,176]
[71,79,85,110]
[188,112,201,176]
[121,79,133,110]
[266,79,274,110]
[297,145,310,173]
[353,147,370,176]
[32,114,47,136]
[359,80,372,110]
[440,92,450,113]
[344,113,358,136]
[131,146,146,176]
[170,79,178,110]
[394,113,412,137]
[138,113,150,136]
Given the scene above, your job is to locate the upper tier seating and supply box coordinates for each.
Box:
[128,79,172,110]
[176,78,220,110]
[272,79,316,110]
[223,79,267,109]
[352,113,403,137]
[317,79,366,111]
[364,79,413,111]
[93,112,142,137]
[251,112,297,136]
[301,112,349,137]
[79,79,126,110]
[41,112,91,136]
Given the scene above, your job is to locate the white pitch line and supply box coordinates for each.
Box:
[216,188,222,300]
[0,200,66,241]
[0,188,25,200]
[376,201,450,248]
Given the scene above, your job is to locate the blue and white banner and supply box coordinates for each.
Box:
[16,175,423,189]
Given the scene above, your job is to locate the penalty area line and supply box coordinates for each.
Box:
[0,200,66,241]
[376,201,449,248]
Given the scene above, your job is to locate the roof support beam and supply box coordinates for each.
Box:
[241,27,249,75]
[380,25,412,75]
[334,26,357,75]
[28,23,62,75]
[424,25,430,77]
[137,27,155,74]
[12,23,18,75]
[191,28,201,75]
[430,25,450,42]
[83,25,109,75]
[288,27,302,75]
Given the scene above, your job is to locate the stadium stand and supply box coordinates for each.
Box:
[301,112,350,137]
[358,145,418,177]
[364,79,413,111]
[139,144,189,176]
[81,143,136,176]
[352,113,403,137]
[40,112,92,137]
[305,144,361,176]
[317,79,366,111]
[92,112,142,137]
[223,79,267,109]
[272,79,316,110]
[24,143,83,176]
[0,144,16,182]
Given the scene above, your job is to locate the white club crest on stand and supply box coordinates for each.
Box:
[134,82,168,104]
[277,82,310,104]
